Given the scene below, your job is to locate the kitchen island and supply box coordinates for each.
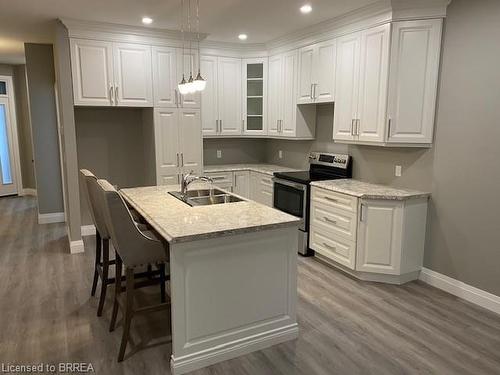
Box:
[120,185,300,375]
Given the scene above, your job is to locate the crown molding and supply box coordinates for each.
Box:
[200,40,268,58]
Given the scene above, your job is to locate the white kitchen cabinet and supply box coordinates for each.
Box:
[201,56,242,136]
[204,171,233,192]
[297,39,336,104]
[70,39,153,107]
[242,58,267,136]
[70,39,114,106]
[387,19,442,144]
[333,20,442,146]
[154,108,202,185]
[233,170,250,197]
[310,186,428,284]
[267,55,282,136]
[250,171,273,207]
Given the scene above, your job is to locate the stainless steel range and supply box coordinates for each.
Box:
[273,152,352,256]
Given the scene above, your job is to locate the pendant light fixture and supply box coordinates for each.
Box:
[178,0,206,95]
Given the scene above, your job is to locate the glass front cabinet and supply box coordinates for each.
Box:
[242,58,267,135]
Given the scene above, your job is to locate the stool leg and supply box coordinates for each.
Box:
[97,238,109,317]
[118,268,135,362]
[159,263,166,303]
[91,231,102,297]
[109,253,122,332]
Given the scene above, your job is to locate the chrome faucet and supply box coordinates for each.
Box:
[181,171,214,197]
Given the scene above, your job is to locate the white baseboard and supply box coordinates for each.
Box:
[21,188,37,196]
[419,267,500,315]
[171,324,299,375]
[38,212,65,224]
[69,240,85,254]
[81,224,96,236]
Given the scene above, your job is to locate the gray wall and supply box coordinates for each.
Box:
[203,138,267,165]
[25,44,64,214]
[75,107,153,225]
[0,64,15,76]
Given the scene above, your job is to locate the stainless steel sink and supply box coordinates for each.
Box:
[169,189,244,206]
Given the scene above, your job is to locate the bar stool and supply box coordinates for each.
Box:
[97,179,171,362]
[80,169,154,316]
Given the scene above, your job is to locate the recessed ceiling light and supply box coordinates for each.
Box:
[238,34,248,41]
[142,17,153,25]
[300,4,312,14]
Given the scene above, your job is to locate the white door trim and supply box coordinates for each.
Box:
[0,75,22,196]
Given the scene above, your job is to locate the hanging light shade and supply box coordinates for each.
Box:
[193,70,206,91]
[178,74,189,95]
[186,73,196,94]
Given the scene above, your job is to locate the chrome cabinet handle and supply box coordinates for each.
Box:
[322,242,336,251]
[351,119,355,135]
[313,83,317,99]
[310,83,313,99]
[220,119,222,132]
[356,119,360,136]
[387,118,392,139]
[176,153,180,167]
[211,176,226,180]
[174,89,178,107]
[323,216,337,224]
[114,85,118,105]
[180,153,184,167]
[360,203,366,222]
[324,196,338,203]
[109,85,114,105]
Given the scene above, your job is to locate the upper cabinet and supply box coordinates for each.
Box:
[297,39,336,104]
[200,56,242,136]
[71,39,153,107]
[242,58,267,136]
[333,19,442,146]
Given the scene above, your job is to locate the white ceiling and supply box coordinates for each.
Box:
[0,0,377,64]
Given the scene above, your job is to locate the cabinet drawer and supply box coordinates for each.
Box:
[310,226,356,269]
[311,187,358,213]
[204,171,234,186]
[310,203,357,241]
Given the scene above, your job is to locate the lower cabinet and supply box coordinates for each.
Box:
[250,172,274,207]
[203,171,234,192]
[310,186,428,283]
[233,170,250,197]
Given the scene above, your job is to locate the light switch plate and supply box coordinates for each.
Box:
[395,165,402,177]
[278,150,283,159]
[217,150,222,159]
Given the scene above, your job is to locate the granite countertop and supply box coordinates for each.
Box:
[204,163,298,176]
[311,179,430,201]
[120,184,300,244]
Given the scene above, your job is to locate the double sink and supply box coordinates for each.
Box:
[169,188,244,207]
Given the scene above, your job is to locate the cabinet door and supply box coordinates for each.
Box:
[200,55,218,135]
[113,43,153,107]
[333,33,361,141]
[387,19,442,144]
[314,40,336,103]
[267,55,282,136]
[357,24,390,143]
[179,109,203,175]
[217,57,242,135]
[258,174,274,207]
[154,108,180,185]
[242,59,267,135]
[152,46,178,108]
[356,200,402,274]
[178,49,201,108]
[70,39,114,106]
[233,171,250,198]
[281,50,298,137]
[297,45,315,104]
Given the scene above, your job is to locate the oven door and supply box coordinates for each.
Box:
[272,178,307,231]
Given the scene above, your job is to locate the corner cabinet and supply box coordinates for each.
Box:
[242,58,267,136]
[71,39,153,107]
[310,186,428,284]
[154,108,202,185]
[333,19,442,147]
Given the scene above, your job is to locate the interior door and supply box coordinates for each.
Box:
[297,45,315,104]
[113,43,153,107]
[357,24,390,143]
[333,33,361,141]
[267,55,282,136]
[217,57,242,135]
[0,97,17,196]
[70,39,113,106]
[179,108,203,176]
[314,39,336,103]
[154,108,180,185]
[281,51,298,136]
[200,55,218,135]
[152,46,178,108]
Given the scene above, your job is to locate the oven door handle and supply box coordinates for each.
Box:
[272,178,307,191]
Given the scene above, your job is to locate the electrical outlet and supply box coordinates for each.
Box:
[395,165,402,177]
[278,150,283,159]
[217,150,222,159]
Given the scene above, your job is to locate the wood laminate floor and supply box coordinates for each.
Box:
[1,196,500,374]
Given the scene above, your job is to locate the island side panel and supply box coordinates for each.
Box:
[169,226,299,375]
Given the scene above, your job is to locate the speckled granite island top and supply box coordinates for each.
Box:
[204,163,297,176]
[120,185,300,244]
[311,179,430,201]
